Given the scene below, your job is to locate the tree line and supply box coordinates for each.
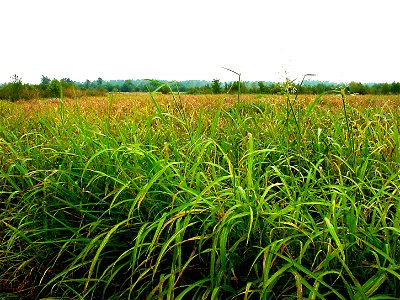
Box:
[1,75,400,101]
[0,75,106,101]
[198,79,400,95]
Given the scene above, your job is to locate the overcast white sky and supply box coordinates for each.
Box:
[1,0,399,84]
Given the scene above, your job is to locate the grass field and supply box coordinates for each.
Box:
[1,92,400,299]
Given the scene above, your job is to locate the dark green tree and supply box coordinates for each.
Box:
[159,85,170,94]
[121,80,134,92]
[41,75,51,85]
[61,78,73,84]
[348,82,367,94]
[391,82,400,94]
[258,81,266,93]
[103,82,115,92]
[211,79,221,94]
[84,79,91,89]
[48,79,61,97]
[381,83,391,95]
[9,74,23,101]
[229,81,240,93]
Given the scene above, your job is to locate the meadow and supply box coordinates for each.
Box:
[1,91,400,299]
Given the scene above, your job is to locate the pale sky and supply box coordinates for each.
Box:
[1,0,399,84]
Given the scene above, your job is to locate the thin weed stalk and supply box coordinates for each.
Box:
[339,87,356,166]
[222,67,241,103]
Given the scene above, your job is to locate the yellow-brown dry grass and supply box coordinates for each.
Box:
[1,93,400,124]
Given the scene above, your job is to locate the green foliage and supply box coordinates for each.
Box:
[0,76,107,101]
[120,80,135,92]
[391,81,400,93]
[1,93,400,299]
[2,74,24,101]
[48,79,61,97]
[40,75,51,86]
[349,81,368,94]
[2,75,400,100]
[211,78,222,94]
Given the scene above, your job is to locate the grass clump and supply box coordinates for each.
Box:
[1,92,400,299]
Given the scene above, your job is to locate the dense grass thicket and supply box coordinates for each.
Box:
[1,92,400,299]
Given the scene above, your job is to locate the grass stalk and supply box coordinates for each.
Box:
[222,67,241,103]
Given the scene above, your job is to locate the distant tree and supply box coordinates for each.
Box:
[223,82,230,93]
[381,83,391,95]
[349,81,367,94]
[269,83,282,94]
[211,79,222,94]
[61,78,73,84]
[249,82,258,93]
[41,75,51,85]
[103,82,115,92]
[229,81,240,93]
[172,82,186,93]
[84,79,91,89]
[239,81,249,93]
[159,84,170,94]
[97,77,103,87]
[391,82,400,94]
[48,79,61,97]
[369,84,378,95]
[314,83,328,94]
[121,80,134,92]
[258,81,265,93]
[10,74,22,84]
[143,80,155,91]
[9,74,23,101]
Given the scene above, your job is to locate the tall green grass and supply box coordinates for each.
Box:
[1,92,399,299]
